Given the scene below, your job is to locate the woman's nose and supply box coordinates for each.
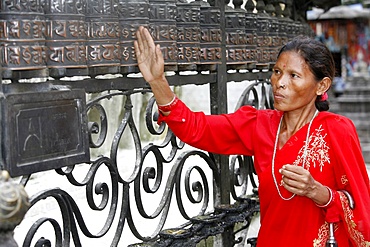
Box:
[273,75,287,89]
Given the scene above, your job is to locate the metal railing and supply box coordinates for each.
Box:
[0,0,317,246]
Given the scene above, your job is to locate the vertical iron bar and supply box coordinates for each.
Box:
[210,0,232,246]
[211,0,228,206]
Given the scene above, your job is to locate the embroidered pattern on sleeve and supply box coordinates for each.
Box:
[293,124,330,171]
[339,192,370,246]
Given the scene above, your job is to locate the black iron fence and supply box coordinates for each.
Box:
[0,0,318,246]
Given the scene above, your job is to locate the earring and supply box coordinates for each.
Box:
[321,92,328,101]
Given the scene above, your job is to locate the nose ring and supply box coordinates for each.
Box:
[279,84,286,89]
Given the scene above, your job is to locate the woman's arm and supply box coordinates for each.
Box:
[133,26,256,156]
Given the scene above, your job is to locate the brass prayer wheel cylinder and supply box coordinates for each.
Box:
[176,0,201,72]
[294,21,303,37]
[244,11,258,70]
[44,0,89,78]
[282,17,295,41]
[268,15,279,68]
[198,1,221,72]
[148,0,177,72]
[0,0,48,81]
[277,16,289,47]
[86,0,121,77]
[255,12,271,70]
[118,0,149,75]
[225,6,248,70]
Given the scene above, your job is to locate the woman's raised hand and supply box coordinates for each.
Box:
[134,26,165,84]
[133,26,174,108]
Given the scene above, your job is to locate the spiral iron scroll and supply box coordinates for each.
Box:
[230,79,273,201]
[17,90,222,246]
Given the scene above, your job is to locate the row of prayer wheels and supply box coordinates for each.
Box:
[0,0,312,80]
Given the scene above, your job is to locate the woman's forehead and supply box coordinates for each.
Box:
[276,51,308,68]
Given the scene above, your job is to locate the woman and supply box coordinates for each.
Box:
[134,26,370,246]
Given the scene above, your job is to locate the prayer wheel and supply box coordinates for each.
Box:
[244,0,257,70]
[276,7,288,47]
[148,0,177,72]
[44,0,89,78]
[281,16,291,42]
[0,0,48,80]
[176,0,201,71]
[281,17,295,42]
[197,0,221,72]
[281,0,296,41]
[225,0,248,70]
[273,0,289,48]
[255,0,270,70]
[86,0,120,77]
[265,1,279,68]
[118,0,149,75]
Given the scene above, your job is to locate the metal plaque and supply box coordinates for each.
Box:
[1,89,90,177]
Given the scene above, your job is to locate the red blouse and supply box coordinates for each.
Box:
[158,99,370,247]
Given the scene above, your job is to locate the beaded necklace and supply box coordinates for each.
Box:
[271,110,319,200]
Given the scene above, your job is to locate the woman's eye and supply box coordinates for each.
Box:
[273,69,280,74]
[291,73,298,78]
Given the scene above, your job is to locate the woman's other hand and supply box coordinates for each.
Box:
[279,164,331,206]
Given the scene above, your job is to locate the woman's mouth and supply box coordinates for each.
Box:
[274,92,285,100]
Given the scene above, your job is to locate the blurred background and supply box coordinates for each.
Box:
[306,0,370,164]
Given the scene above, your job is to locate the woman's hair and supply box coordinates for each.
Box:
[277,36,335,111]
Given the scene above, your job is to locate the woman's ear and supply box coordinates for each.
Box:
[317,77,332,95]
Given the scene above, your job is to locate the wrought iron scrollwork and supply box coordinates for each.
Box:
[23,156,119,246]
[87,103,108,149]
[14,89,225,246]
[234,79,273,111]
[230,79,273,199]
[228,79,273,245]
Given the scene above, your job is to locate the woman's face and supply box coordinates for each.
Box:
[271,51,319,112]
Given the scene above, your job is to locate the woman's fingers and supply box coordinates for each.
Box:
[135,27,160,62]
[134,26,165,84]
[139,27,156,56]
[280,165,313,193]
[143,27,156,51]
